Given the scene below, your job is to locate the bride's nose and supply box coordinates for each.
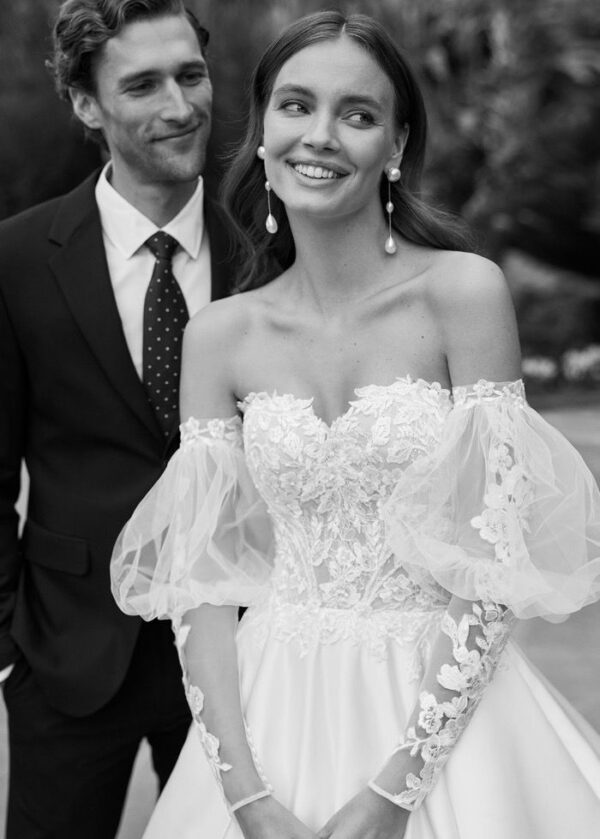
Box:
[301,110,340,152]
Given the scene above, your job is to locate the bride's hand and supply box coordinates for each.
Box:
[316,787,410,839]
[234,794,318,839]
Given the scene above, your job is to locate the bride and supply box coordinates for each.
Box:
[111,11,600,839]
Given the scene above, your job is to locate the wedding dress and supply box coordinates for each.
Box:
[111,377,600,838]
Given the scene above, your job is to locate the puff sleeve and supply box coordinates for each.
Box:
[111,416,274,622]
[383,379,600,623]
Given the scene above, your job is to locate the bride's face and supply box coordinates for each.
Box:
[262,36,404,224]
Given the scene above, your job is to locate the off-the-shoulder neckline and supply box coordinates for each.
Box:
[179,377,525,436]
[237,376,525,431]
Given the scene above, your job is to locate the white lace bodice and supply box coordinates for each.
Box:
[237,377,452,616]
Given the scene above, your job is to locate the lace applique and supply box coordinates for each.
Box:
[242,596,446,675]
[185,682,232,774]
[180,415,242,448]
[382,600,514,810]
[471,442,534,568]
[456,381,534,575]
[173,621,232,783]
[453,379,526,408]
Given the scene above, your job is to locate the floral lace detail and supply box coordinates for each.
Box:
[384,600,514,810]
[242,596,445,674]
[240,377,452,620]
[453,378,526,408]
[185,682,232,774]
[471,436,534,569]
[180,415,242,448]
[452,380,534,593]
[173,621,231,784]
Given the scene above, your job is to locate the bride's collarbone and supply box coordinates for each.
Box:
[234,280,447,413]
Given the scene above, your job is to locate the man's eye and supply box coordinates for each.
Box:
[128,81,155,95]
[181,72,206,85]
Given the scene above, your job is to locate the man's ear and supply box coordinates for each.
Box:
[69,87,103,131]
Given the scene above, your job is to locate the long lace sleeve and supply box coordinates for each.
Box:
[111,416,274,621]
[369,593,514,809]
[173,606,273,808]
[370,379,600,809]
[111,417,275,808]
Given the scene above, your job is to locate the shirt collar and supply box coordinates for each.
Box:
[95,161,205,259]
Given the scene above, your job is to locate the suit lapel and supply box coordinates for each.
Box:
[48,174,163,442]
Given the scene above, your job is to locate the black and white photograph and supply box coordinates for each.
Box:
[1,1,599,837]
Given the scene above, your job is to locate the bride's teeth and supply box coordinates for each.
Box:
[293,163,339,179]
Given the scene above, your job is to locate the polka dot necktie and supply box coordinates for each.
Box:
[143,232,189,438]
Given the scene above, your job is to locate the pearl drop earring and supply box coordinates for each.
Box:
[257,145,278,234]
[265,181,278,234]
[384,166,401,255]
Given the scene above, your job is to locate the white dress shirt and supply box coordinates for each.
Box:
[95,162,212,378]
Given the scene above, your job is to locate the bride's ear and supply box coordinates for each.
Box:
[69,87,104,132]
[386,123,410,171]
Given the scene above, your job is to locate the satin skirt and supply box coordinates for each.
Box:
[143,609,600,838]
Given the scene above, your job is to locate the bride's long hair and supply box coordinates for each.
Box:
[222,11,473,291]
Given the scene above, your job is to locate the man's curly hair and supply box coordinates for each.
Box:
[48,0,209,100]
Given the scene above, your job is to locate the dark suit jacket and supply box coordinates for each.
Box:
[0,170,235,716]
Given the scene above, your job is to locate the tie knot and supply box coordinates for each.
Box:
[145,231,179,262]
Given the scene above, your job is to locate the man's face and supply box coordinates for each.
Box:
[73,14,212,188]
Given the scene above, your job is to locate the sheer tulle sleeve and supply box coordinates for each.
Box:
[383,379,600,622]
[111,416,274,621]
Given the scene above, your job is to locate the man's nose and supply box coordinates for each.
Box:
[160,80,194,122]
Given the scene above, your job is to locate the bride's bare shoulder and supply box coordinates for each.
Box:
[422,250,520,372]
[183,284,277,355]
[424,250,510,314]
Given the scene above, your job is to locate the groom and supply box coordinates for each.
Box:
[0,1,234,836]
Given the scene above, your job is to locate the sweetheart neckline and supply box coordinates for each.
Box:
[239,375,452,431]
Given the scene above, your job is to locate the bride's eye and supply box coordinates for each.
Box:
[280,100,309,114]
[346,111,376,126]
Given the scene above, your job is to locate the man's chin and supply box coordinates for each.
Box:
[150,154,206,184]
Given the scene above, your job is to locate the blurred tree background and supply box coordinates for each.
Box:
[1,0,599,381]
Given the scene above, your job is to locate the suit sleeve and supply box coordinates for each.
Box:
[0,285,26,667]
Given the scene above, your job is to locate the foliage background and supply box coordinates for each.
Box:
[1,0,599,370]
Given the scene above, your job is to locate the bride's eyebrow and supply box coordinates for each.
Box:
[272,84,313,99]
[272,84,384,112]
[339,94,385,113]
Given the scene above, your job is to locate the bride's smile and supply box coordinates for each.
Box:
[261,37,406,223]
